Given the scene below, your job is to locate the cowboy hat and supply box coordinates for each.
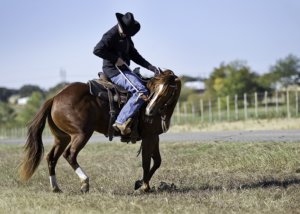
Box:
[116,12,140,36]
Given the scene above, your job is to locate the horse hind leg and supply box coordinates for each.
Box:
[46,135,70,192]
[63,132,93,193]
[46,116,70,193]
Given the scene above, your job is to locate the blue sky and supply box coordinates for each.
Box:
[0,0,299,89]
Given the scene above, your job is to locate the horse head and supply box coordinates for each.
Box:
[145,69,181,116]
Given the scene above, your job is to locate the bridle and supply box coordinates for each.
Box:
[158,83,178,132]
[146,80,178,132]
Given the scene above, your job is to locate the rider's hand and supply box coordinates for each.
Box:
[115,57,125,67]
[148,65,159,75]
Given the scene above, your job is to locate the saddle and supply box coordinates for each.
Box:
[88,72,130,106]
[87,72,145,143]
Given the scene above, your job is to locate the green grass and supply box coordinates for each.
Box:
[1,141,300,213]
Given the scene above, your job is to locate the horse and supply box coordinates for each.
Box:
[19,69,181,193]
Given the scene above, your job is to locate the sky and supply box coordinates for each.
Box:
[0,0,299,89]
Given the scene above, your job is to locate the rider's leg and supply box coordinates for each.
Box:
[110,71,148,134]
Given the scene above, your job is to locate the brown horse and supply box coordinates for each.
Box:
[19,69,181,193]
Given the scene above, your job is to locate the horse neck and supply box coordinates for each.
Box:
[165,81,181,119]
[157,80,181,132]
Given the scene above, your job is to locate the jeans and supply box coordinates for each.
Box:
[110,70,149,124]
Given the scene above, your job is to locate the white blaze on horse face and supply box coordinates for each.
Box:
[146,84,165,116]
[75,167,88,181]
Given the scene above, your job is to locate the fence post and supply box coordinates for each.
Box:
[226,95,230,121]
[184,102,187,123]
[176,102,181,124]
[235,94,238,120]
[192,102,195,121]
[209,99,212,122]
[296,89,298,117]
[275,91,279,115]
[217,97,221,121]
[254,92,258,118]
[287,90,290,118]
[200,99,203,122]
[244,93,248,120]
[264,91,268,116]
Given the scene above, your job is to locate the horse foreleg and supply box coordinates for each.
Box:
[63,133,92,193]
[46,136,69,193]
[138,135,160,192]
[148,139,161,183]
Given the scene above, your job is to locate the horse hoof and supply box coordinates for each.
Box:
[141,185,150,192]
[134,180,143,190]
[52,187,63,193]
[80,180,89,193]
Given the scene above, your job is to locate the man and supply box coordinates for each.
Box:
[93,12,158,135]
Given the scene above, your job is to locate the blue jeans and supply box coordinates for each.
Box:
[110,70,149,124]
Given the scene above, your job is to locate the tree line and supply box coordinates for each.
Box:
[180,54,300,104]
[0,54,299,128]
[0,82,68,128]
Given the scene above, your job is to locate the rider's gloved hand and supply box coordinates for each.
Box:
[148,65,160,75]
[115,57,125,67]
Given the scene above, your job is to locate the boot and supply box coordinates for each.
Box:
[113,118,132,135]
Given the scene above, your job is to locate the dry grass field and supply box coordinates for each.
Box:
[1,140,300,213]
[170,118,300,132]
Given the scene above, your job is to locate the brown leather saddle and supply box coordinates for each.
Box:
[87,72,148,143]
[88,72,130,105]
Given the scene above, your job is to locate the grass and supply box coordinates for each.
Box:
[170,117,300,132]
[1,141,300,213]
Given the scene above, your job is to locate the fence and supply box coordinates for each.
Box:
[1,90,299,139]
[0,125,52,140]
[172,90,300,125]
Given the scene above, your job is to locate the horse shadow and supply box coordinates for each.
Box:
[134,177,300,195]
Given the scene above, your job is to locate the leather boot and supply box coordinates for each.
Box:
[113,118,132,135]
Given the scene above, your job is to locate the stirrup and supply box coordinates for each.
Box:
[113,118,132,135]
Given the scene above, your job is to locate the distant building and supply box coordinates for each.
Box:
[17,97,29,105]
[8,95,20,104]
[184,81,205,93]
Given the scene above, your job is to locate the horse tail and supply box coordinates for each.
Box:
[19,97,54,182]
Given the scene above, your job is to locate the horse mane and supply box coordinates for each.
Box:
[147,69,177,90]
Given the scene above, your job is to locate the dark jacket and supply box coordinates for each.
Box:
[93,25,151,78]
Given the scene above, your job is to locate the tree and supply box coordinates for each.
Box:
[16,91,44,125]
[180,75,201,82]
[204,60,261,98]
[46,82,69,99]
[19,84,45,98]
[178,86,195,103]
[268,54,300,88]
[0,102,16,127]
[0,87,18,102]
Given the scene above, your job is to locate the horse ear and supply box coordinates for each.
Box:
[158,67,163,73]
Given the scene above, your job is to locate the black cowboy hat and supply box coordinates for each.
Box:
[116,12,140,36]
